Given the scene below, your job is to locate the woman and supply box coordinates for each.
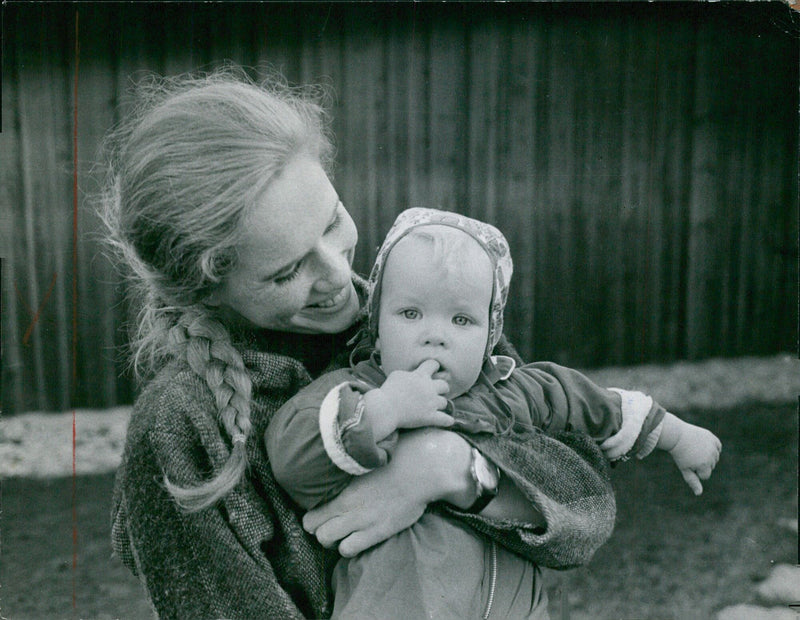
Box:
[105,69,615,619]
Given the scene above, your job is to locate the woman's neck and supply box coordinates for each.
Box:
[233,322,362,378]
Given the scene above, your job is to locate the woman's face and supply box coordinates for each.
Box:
[209,155,360,333]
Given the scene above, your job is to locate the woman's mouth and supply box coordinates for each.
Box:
[305,286,351,312]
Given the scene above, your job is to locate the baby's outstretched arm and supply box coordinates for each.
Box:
[599,394,722,495]
[655,413,722,495]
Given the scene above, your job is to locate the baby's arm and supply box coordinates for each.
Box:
[501,362,721,492]
[503,362,663,454]
[266,374,364,509]
[594,390,722,495]
[266,362,452,510]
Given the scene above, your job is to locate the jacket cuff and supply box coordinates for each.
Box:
[635,419,664,459]
[319,383,372,475]
[602,388,652,460]
[632,401,667,458]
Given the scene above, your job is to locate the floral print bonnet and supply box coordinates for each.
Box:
[366,207,514,357]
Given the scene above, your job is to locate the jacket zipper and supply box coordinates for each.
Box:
[483,540,497,619]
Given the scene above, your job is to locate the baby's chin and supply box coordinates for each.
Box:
[445,385,470,400]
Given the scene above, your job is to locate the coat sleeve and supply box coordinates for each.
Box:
[509,362,666,457]
[266,372,398,510]
[266,380,358,510]
[438,426,617,570]
[112,469,309,619]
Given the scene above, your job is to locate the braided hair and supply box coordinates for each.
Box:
[101,67,333,511]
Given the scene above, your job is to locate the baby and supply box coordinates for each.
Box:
[266,207,721,619]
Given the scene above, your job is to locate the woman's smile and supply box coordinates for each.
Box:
[305,285,352,311]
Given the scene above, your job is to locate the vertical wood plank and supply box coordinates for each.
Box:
[1,14,26,412]
[499,15,537,360]
[686,10,724,360]
[75,6,121,407]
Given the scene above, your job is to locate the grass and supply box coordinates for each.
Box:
[1,404,796,620]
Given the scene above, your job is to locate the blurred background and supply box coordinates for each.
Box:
[3,1,797,415]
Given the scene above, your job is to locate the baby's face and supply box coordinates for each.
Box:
[376,227,493,399]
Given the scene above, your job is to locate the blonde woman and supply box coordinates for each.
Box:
[105,69,616,619]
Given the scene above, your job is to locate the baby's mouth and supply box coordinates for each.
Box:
[430,362,448,379]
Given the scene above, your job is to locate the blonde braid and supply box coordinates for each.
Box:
[164,309,253,512]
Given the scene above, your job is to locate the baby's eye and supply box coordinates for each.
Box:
[401,309,420,320]
[452,315,472,327]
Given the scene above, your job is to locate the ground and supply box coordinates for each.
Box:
[1,355,798,619]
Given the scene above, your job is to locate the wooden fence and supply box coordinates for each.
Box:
[2,2,798,413]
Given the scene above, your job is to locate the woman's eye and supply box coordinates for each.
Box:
[325,204,343,234]
[273,264,301,285]
[401,309,419,320]
[453,315,472,326]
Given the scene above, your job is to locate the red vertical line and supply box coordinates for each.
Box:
[71,9,80,614]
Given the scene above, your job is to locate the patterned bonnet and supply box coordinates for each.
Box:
[366,207,514,357]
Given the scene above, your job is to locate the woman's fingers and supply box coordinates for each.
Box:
[303,501,341,533]
[313,515,358,548]
[338,531,376,558]
[427,411,455,428]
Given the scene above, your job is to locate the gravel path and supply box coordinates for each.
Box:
[2,354,797,478]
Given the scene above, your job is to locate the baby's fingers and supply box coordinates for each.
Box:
[403,409,454,430]
[415,359,440,376]
[696,464,714,480]
[426,410,455,428]
[681,469,703,496]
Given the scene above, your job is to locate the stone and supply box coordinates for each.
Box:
[757,564,800,605]
[716,604,799,620]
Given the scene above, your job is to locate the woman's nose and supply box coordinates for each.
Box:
[312,242,352,293]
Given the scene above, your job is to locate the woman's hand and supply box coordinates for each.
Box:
[302,428,473,557]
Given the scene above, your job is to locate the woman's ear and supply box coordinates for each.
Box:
[205,289,221,307]
[374,337,381,352]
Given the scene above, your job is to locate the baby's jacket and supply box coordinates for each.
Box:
[267,354,665,511]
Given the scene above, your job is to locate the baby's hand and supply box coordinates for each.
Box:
[668,421,722,495]
[364,360,453,438]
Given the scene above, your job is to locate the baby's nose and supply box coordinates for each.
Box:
[422,333,447,347]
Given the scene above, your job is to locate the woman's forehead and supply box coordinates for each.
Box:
[237,155,336,272]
